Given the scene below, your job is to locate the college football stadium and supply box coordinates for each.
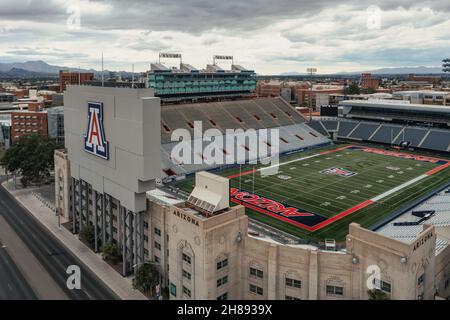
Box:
[173,143,450,241]
[56,85,450,299]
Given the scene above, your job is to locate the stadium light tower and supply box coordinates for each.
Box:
[159,52,182,69]
[307,68,317,122]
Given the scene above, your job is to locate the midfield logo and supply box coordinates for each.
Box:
[320,167,357,177]
[84,102,109,160]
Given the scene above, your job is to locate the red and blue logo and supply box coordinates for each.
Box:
[84,102,109,160]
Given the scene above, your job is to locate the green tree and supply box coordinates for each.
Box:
[133,263,160,294]
[348,82,361,95]
[367,289,390,300]
[101,242,121,264]
[0,134,58,187]
[79,225,95,248]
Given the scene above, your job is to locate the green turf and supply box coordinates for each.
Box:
[173,144,450,241]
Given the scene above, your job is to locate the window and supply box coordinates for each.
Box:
[154,256,160,263]
[217,293,228,300]
[249,284,263,296]
[418,274,425,287]
[154,227,161,236]
[217,276,228,288]
[182,253,191,264]
[326,285,344,296]
[144,235,148,242]
[250,267,263,279]
[285,295,301,300]
[182,269,191,280]
[285,278,302,289]
[373,278,391,293]
[154,241,161,250]
[217,258,228,270]
[143,222,149,229]
[144,249,149,256]
[182,286,191,298]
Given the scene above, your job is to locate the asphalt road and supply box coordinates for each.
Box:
[0,245,37,300]
[0,181,118,300]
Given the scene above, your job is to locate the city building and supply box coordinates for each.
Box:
[10,103,48,143]
[55,86,450,300]
[59,70,94,92]
[407,74,441,85]
[0,112,11,149]
[0,92,16,103]
[360,73,380,91]
[315,92,393,109]
[147,54,257,103]
[392,91,450,105]
[296,85,343,109]
[47,106,65,146]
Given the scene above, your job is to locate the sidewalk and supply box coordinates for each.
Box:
[2,180,147,300]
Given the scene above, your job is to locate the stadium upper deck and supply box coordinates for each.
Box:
[148,59,257,103]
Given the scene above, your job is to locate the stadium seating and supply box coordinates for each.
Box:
[392,127,428,147]
[161,122,330,177]
[310,117,450,153]
[307,121,329,137]
[160,97,304,144]
[370,124,403,144]
[377,190,450,254]
[338,120,359,137]
[348,122,380,140]
[419,129,450,152]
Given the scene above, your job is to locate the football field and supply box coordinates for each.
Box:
[174,144,450,240]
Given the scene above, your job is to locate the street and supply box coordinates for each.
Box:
[0,179,118,300]
[0,244,37,300]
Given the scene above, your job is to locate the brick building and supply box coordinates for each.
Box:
[361,73,380,90]
[11,102,48,143]
[59,70,94,92]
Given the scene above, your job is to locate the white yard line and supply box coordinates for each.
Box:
[258,153,322,172]
[371,174,428,202]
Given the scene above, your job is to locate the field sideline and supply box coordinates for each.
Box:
[174,144,450,241]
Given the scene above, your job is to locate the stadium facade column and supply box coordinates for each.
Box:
[267,245,278,299]
[119,206,145,277]
[308,251,319,299]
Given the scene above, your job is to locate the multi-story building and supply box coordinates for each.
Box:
[296,85,343,109]
[0,92,16,103]
[10,103,48,143]
[147,56,256,104]
[59,70,94,92]
[360,73,380,91]
[55,86,450,300]
[392,91,450,105]
[47,106,65,146]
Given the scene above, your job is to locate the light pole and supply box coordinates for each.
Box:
[56,207,61,230]
[306,68,317,122]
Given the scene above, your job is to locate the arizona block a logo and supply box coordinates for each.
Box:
[84,102,109,160]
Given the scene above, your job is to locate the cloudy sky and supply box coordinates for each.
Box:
[0,0,449,74]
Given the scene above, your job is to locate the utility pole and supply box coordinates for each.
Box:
[101,52,104,87]
[132,64,135,89]
[307,68,317,122]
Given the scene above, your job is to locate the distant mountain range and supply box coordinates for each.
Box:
[337,66,445,75]
[280,66,445,76]
[0,60,447,79]
[0,60,139,79]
